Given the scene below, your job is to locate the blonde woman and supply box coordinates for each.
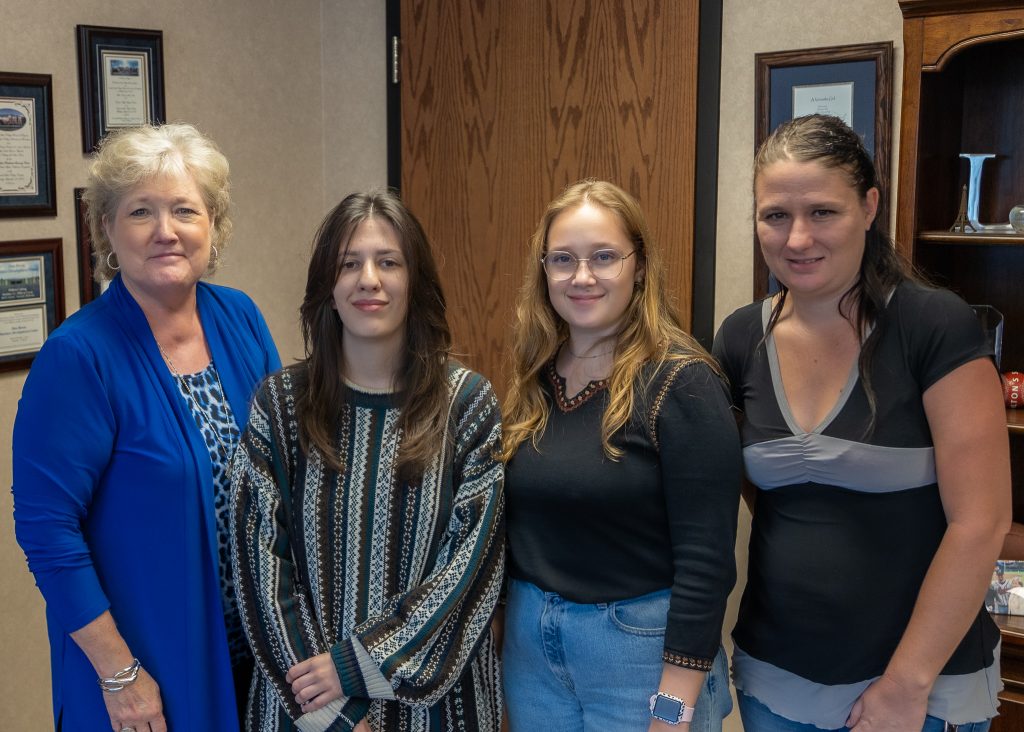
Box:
[13,124,280,731]
[501,180,740,731]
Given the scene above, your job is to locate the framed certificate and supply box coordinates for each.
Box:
[76,25,165,153]
[0,238,65,372]
[0,72,56,218]
[753,42,894,299]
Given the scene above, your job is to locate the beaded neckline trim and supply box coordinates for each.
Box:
[546,359,607,413]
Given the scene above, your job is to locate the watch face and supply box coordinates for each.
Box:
[652,694,683,721]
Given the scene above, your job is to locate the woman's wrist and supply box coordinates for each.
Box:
[880,662,934,697]
[97,657,142,692]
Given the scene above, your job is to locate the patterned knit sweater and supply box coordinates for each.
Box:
[230,364,505,732]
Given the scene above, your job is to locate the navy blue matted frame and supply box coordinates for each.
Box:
[0,72,56,218]
[76,25,166,154]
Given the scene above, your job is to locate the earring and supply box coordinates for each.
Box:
[207,245,219,271]
[106,251,119,271]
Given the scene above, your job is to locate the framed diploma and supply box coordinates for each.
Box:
[0,238,65,372]
[752,42,894,299]
[0,72,56,218]
[74,188,104,306]
[76,25,165,153]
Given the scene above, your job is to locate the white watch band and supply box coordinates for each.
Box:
[649,691,695,724]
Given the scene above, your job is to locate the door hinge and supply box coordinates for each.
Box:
[391,35,400,85]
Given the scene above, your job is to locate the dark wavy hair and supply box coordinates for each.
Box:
[755,114,916,426]
[292,189,452,481]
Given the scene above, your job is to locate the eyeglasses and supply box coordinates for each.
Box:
[541,249,636,281]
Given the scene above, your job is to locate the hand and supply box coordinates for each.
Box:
[286,653,343,714]
[354,721,372,732]
[846,673,928,731]
[102,666,166,732]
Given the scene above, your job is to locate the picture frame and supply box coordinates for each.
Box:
[0,72,57,218]
[0,238,65,373]
[988,560,1024,616]
[76,25,165,153]
[752,42,894,299]
[74,188,103,306]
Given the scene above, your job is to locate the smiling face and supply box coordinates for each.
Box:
[755,158,879,304]
[332,216,409,351]
[545,202,641,340]
[103,174,212,303]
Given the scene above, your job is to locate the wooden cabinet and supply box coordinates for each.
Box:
[896,2,1024,727]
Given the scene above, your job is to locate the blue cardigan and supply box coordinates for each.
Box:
[13,275,281,730]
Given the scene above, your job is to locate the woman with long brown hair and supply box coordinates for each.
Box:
[714,115,1008,731]
[231,190,505,731]
[501,179,741,731]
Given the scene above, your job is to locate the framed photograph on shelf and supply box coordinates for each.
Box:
[752,42,894,299]
[74,188,104,306]
[0,72,56,218]
[0,238,65,372]
[988,561,1024,617]
[76,25,165,153]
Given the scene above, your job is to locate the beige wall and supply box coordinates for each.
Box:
[0,0,386,727]
[1,0,906,728]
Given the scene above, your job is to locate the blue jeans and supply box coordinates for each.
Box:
[737,691,992,732]
[503,578,732,732]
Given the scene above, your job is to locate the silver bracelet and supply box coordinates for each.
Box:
[97,658,141,693]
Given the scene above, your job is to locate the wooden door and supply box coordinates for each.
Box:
[397,0,707,393]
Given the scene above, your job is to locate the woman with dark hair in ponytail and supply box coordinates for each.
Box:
[713,114,1010,731]
[231,190,504,732]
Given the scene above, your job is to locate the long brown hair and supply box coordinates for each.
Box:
[501,179,718,461]
[755,115,915,424]
[293,190,452,481]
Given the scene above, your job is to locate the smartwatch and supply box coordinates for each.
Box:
[649,691,694,725]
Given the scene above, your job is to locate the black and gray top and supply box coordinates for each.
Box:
[506,355,742,668]
[712,281,1001,728]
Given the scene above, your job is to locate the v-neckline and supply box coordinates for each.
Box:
[760,298,861,436]
[546,359,607,413]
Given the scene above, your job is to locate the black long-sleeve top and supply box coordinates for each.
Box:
[505,356,741,668]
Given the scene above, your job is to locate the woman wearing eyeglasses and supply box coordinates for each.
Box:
[500,179,741,731]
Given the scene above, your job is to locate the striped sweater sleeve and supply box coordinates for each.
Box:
[332,370,506,706]
[230,377,367,730]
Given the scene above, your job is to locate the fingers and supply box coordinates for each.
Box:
[114,724,158,732]
[295,678,331,711]
[115,719,163,732]
[286,657,311,684]
[846,698,863,728]
[300,692,332,713]
[288,653,343,713]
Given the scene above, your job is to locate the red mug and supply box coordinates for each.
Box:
[1004,371,1024,408]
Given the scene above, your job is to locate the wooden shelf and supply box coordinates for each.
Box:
[994,613,1024,699]
[898,6,1024,728]
[918,231,1024,245]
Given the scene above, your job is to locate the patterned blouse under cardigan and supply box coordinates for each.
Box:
[230,364,505,732]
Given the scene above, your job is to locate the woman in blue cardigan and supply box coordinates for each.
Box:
[12,124,280,732]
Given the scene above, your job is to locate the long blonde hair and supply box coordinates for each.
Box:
[502,179,718,461]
